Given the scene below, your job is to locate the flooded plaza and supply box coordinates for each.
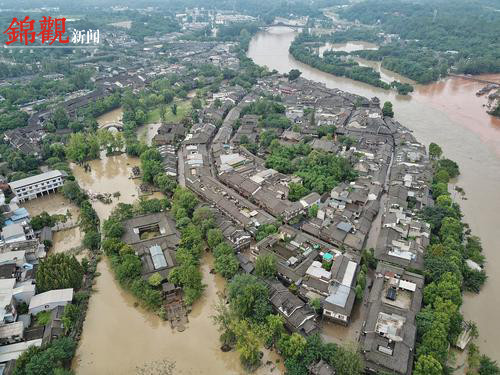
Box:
[70,153,141,219]
[74,252,282,375]
[21,194,83,254]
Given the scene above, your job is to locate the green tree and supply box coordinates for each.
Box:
[192,97,202,109]
[414,354,443,375]
[423,272,462,307]
[36,253,84,293]
[255,254,277,278]
[171,187,199,218]
[14,337,76,375]
[382,101,394,117]
[228,274,271,323]
[215,253,239,279]
[429,142,443,160]
[479,355,500,375]
[437,158,460,178]
[102,218,124,239]
[168,262,204,305]
[192,206,215,237]
[288,69,302,81]
[330,344,364,375]
[148,272,163,287]
[232,319,262,369]
[153,173,177,195]
[308,204,319,218]
[434,169,450,184]
[65,132,100,162]
[278,333,307,359]
[83,230,101,251]
[61,303,80,334]
[207,228,224,249]
[309,298,321,313]
[263,314,285,347]
[61,180,86,205]
[51,107,69,129]
[30,212,55,231]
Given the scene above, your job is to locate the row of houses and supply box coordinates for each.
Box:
[255,225,361,326]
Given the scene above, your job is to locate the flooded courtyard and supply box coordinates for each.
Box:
[22,194,83,254]
[70,153,141,219]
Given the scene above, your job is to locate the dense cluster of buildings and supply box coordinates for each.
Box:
[164,73,436,374]
[0,173,78,371]
[0,14,441,371]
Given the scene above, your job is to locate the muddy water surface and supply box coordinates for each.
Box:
[75,253,282,374]
[248,26,500,360]
[22,194,83,253]
[319,40,378,55]
[137,123,162,146]
[96,107,124,128]
[70,153,140,218]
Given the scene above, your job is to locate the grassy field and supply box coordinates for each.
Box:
[146,99,192,124]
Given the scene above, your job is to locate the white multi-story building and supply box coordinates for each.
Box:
[9,170,65,202]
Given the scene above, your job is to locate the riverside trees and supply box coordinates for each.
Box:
[415,145,487,371]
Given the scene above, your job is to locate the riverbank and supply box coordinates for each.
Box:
[248,25,500,362]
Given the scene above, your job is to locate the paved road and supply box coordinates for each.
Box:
[177,149,186,187]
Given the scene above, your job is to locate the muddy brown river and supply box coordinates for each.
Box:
[248,26,500,361]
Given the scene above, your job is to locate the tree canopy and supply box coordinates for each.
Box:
[36,253,84,293]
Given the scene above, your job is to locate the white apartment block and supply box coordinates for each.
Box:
[9,170,65,202]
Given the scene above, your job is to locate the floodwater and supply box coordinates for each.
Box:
[318,40,413,85]
[137,123,162,146]
[248,26,500,361]
[70,153,141,218]
[72,130,283,374]
[21,194,83,254]
[74,253,282,375]
[319,40,378,55]
[96,107,123,128]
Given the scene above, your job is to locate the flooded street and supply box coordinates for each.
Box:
[137,122,161,146]
[248,26,500,360]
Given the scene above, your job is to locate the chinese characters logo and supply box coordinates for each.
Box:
[3,16,100,46]
[3,16,68,45]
